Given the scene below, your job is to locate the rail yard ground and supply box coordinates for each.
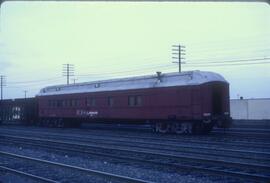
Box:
[0,122,269,183]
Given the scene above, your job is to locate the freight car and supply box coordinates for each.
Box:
[36,71,232,134]
[0,98,38,125]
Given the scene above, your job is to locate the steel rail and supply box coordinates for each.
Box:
[20,132,270,158]
[2,132,270,162]
[3,135,269,171]
[0,151,153,183]
[0,0,269,3]
[0,165,58,183]
[1,126,270,146]
[1,135,270,182]
[1,128,269,150]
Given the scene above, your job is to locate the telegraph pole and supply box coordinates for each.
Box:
[72,78,77,84]
[23,90,27,99]
[62,64,74,85]
[172,45,186,73]
[0,75,6,100]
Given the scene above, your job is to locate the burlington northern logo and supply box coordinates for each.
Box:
[76,110,98,117]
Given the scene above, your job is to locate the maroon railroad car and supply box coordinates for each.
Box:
[37,71,231,134]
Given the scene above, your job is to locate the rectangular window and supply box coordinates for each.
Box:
[136,96,142,106]
[71,99,79,107]
[128,95,142,107]
[63,100,67,107]
[52,100,57,107]
[48,100,52,107]
[57,100,62,107]
[71,99,75,107]
[75,99,79,106]
[87,98,96,107]
[128,96,135,106]
[108,97,114,107]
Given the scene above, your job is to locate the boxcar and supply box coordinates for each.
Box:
[0,98,38,125]
[37,71,231,134]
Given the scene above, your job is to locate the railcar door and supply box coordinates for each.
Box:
[212,83,223,115]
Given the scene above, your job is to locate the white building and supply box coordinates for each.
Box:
[230,98,270,120]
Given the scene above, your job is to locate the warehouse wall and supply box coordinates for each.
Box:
[230,98,270,120]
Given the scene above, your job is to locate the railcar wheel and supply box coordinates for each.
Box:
[192,123,204,134]
[171,122,184,134]
[53,119,58,127]
[57,119,65,128]
[171,122,192,134]
[37,119,44,127]
[155,122,169,133]
[181,123,192,134]
[171,122,180,133]
[203,123,214,134]
[43,119,49,127]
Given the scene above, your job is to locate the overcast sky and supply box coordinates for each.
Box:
[0,2,269,99]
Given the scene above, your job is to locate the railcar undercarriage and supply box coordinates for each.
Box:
[154,121,215,134]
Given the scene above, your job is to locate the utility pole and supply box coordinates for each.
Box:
[23,90,27,99]
[0,75,6,100]
[72,78,78,84]
[62,64,74,85]
[172,45,186,73]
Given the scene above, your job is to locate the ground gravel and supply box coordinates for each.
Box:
[0,143,246,183]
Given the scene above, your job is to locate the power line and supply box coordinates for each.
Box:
[7,59,269,88]
[187,57,270,65]
[186,35,270,51]
[8,76,62,84]
[77,57,270,77]
[77,64,174,77]
[185,61,270,68]
[3,57,270,88]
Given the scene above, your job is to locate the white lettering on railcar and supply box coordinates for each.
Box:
[76,110,98,117]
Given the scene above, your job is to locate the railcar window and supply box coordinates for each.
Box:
[62,100,66,107]
[71,99,77,107]
[129,96,142,107]
[136,96,142,106]
[57,100,62,107]
[48,100,51,107]
[87,98,96,107]
[108,97,114,107]
[128,96,135,106]
[52,100,57,107]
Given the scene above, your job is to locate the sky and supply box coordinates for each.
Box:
[0,2,269,99]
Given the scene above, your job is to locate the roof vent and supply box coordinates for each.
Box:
[156,71,162,82]
[94,83,100,88]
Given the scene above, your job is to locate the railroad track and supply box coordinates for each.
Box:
[1,128,270,155]
[0,165,58,183]
[2,124,270,141]
[1,127,270,149]
[0,150,151,183]
[212,128,270,137]
[1,135,269,182]
[1,131,270,164]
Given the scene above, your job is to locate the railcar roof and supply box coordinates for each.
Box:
[37,70,227,96]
